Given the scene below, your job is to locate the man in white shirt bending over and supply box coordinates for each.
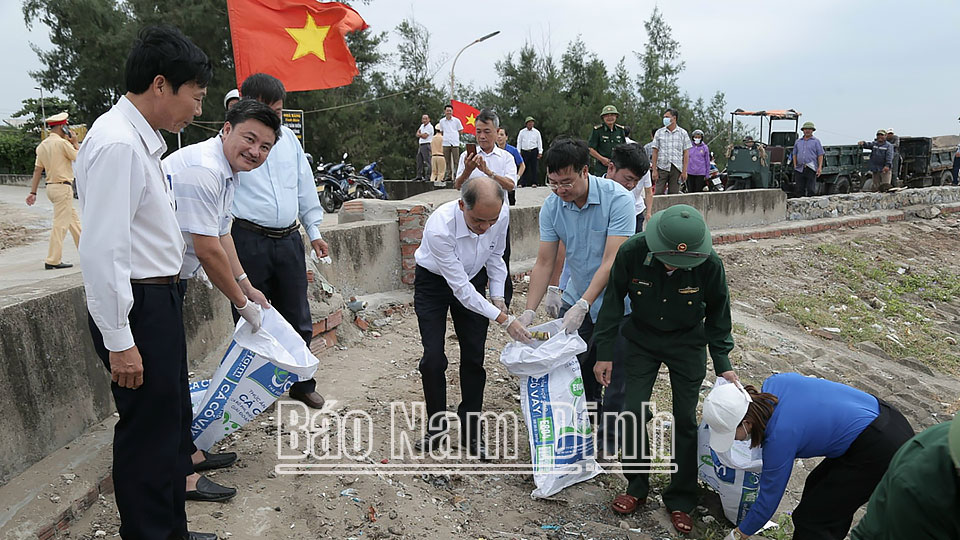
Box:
[413,176,531,460]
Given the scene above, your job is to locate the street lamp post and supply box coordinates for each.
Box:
[35,86,46,135]
[449,31,500,100]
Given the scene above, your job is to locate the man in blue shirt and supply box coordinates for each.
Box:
[519,137,635,414]
[232,73,329,409]
[859,129,895,191]
[790,121,824,197]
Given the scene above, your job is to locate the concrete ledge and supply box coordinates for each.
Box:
[383,179,444,200]
[316,220,403,298]
[0,279,231,486]
[0,174,31,186]
[651,189,787,229]
[713,210,906,245]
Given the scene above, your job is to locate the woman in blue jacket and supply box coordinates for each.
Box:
[702,373,915,539]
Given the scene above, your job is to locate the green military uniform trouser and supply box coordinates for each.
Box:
[621,324,707,514]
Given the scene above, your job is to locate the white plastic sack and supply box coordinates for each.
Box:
[500,320,601,498]
[697,378,763,524]
[190,308,320,451]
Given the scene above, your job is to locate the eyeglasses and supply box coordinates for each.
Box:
[547,181,575,191]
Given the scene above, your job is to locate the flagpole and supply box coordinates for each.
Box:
[449,31,500,100]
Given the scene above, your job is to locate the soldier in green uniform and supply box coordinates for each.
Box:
[592,204,738,535]
[588,105,627,176]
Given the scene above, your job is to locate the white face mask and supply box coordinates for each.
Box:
[693,138,702,144]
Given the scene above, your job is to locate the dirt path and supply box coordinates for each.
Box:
[67,218,960,540]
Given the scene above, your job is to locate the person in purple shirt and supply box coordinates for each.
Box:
[702,373,914,539]
[790,121,825,197]
[686,129,711,193]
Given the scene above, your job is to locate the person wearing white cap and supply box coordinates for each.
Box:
[702,373,914,539]
[223,88,240,110]
[26,111,82,269]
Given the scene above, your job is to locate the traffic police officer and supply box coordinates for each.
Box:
[588,105,627,176]
[592,204,738,535]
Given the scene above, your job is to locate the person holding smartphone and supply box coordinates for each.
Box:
[26,111,82,269]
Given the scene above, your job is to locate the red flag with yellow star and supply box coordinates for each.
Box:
[227,0,368,92]
[450,100,480,136]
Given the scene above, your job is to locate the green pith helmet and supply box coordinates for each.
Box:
[600,105,620,117]
[801,121,816,131]
[950,414,960,469]
[646,204,712,269]
[525,116,535,123]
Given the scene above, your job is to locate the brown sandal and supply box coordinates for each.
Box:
[670,510,693,534]
[611,493,646,514]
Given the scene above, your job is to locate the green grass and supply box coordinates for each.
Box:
[774,241,960,373]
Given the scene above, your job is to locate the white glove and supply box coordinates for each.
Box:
[500,315,532,343]
[517,309,536,328]
[544,286,563,318]
[561,298,590,334]
[236,297,263,333]
[195,266,214,289]
[491,296,507,314]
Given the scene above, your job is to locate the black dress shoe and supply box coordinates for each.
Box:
[44,262,73,269]
[193,450,237,472]
[187,532,218,540]
[414,431,448,452]
[185,475,236,502]
[462,437,491,462]
[288,389,325,409]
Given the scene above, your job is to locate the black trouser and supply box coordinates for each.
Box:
[635,213,645,234]
[88,282,192,540]
[415,265,489,440]
[595,316,631,456]
[952,155,960,185]
[231,223,316,394]
[415,144,431,180]
[558,302,603,409]
[520,149,539,186]
[794,168,817,197]
[790,399,915,540]
[502,226,513,308]
[686,174,706,193]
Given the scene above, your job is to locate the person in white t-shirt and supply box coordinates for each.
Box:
[415,114,434,181]
[437,104,464,181]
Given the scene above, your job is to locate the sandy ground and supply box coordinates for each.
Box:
[60,218,960,540]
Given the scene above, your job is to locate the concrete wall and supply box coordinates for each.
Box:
[0,174,31,186]
[315,220,403,298]
[383,180,443,201]
[786,186,960,220]
[508,205,541,262]
[651,189,787,229]
[0,278,230,485]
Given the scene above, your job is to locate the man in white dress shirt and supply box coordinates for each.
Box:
[75,26,217,540]
[516,116,543,186]
[162,98,279,503]
[437,104,464,181]
[413,176,531,460]
[454,109,518,307]
[414,114,434,181]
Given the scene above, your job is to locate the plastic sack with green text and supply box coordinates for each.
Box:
[500,320,602,498]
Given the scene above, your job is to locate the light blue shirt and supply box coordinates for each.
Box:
[232,125,324,240]
[539,175,635,322]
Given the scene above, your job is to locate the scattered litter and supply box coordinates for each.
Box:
[94,532,107,538]
[822,327,841,333]
[946,336,958,345]
[541,524,560,530]
[340,488,357,497]
[368,505,377,522]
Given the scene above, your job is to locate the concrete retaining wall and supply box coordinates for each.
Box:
[383,180,444,201]
[651,189,787,229]
[786,186,960,220]
[0,279,231,485]
[316,220,403,298]
[0,174,31,186]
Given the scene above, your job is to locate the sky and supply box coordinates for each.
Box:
[3,0,958,145]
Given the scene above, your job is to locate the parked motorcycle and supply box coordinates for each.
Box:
[357,160,387,199]
[316,153,351,213]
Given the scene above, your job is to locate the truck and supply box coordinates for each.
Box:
[723,109,867,195]
[892,136,954,188]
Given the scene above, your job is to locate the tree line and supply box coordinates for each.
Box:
[10,1,746,179]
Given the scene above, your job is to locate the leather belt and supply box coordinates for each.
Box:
[46,181,73,186]
[131,275,180,285]
[234,218,299,239]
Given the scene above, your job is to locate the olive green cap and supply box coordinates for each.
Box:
[801,121,816,131]
[600,105,619,117]
[525,116,535,123]
[646,204,712,269]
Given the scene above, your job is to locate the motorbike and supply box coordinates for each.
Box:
[357,160,387,199]
[316,153,351,213]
